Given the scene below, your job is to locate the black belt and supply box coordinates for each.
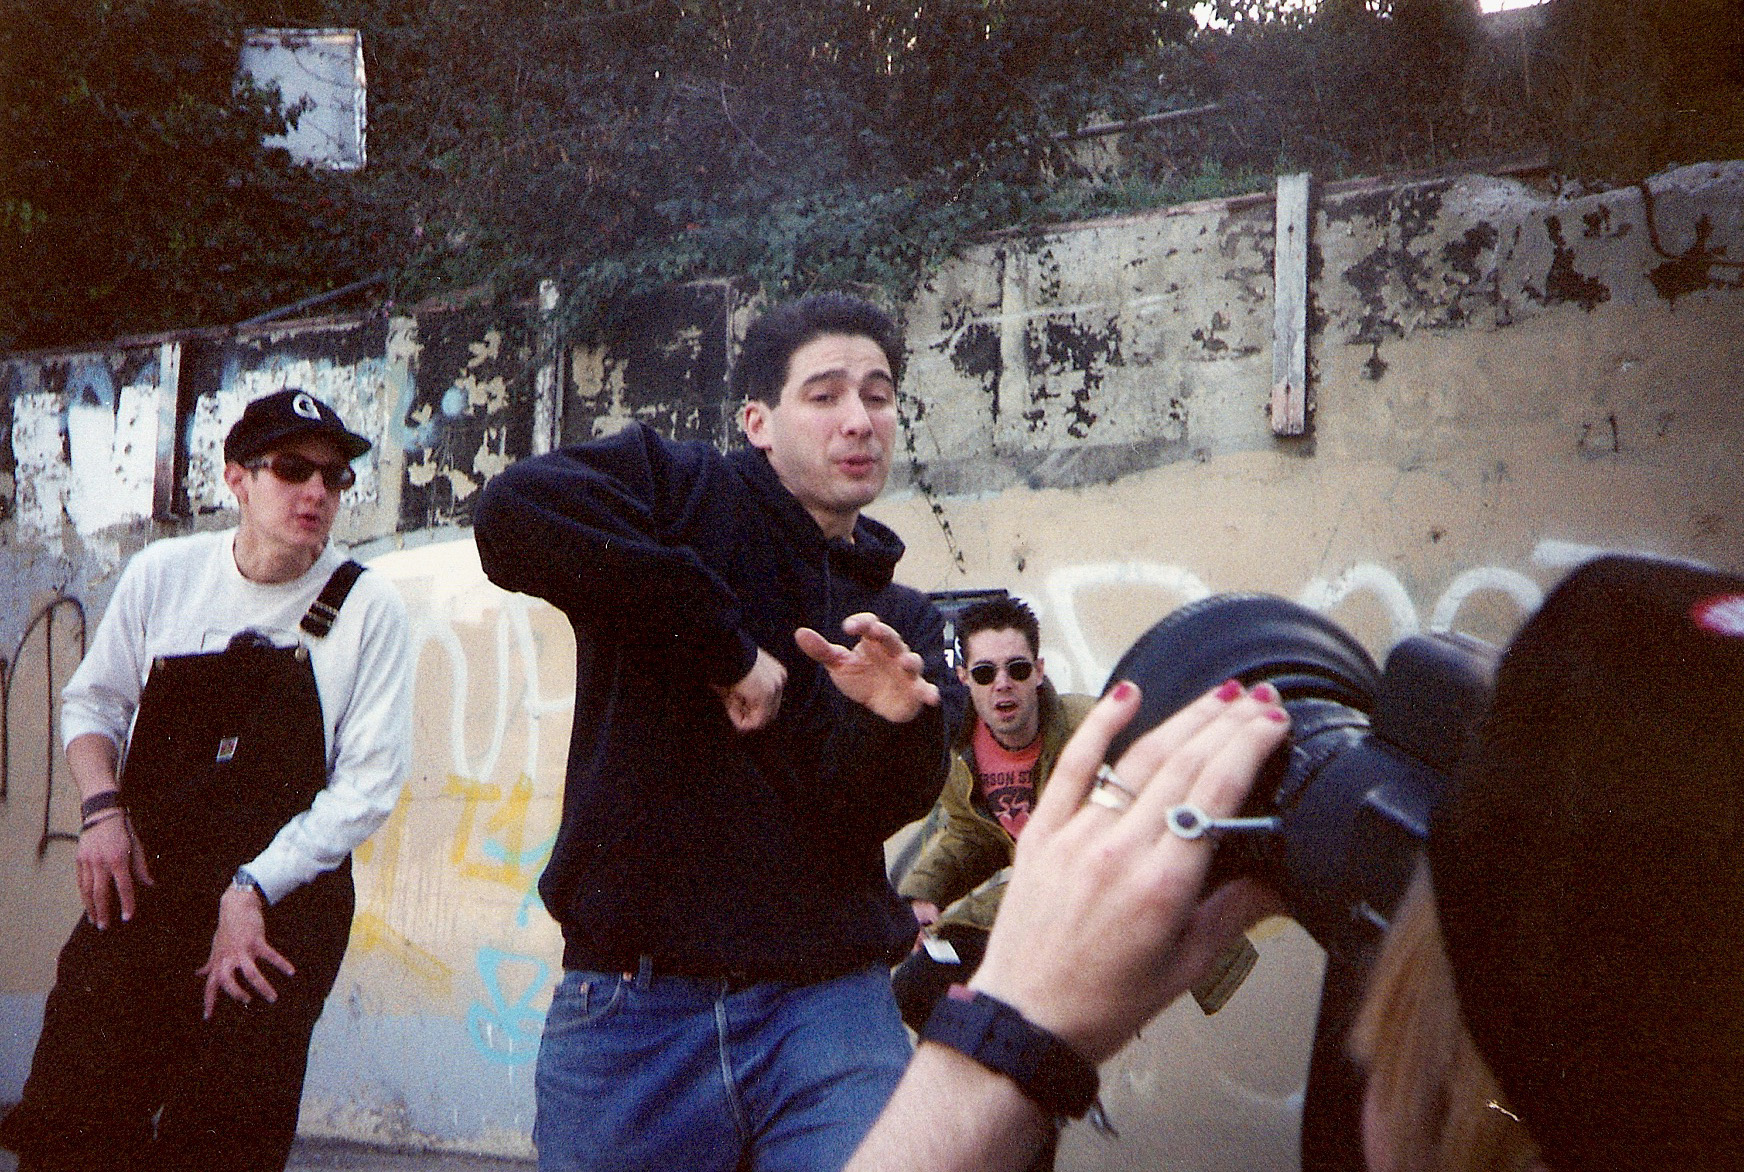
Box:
[563,951,849,992]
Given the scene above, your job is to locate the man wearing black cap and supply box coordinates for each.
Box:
[0,389,414,1172]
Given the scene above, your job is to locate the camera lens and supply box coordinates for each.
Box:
[1103,594,1384,952]
[1103,593,1381,767]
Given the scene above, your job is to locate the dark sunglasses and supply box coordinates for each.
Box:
[247,451,357,491]
[968,659,1034,685]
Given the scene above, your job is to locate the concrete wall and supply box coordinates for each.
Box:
[2,159,1740,1168]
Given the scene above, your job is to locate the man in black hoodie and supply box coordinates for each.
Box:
[474,292,964,1172]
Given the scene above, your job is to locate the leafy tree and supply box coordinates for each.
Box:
[338,0,1199,335]
[1187,0,1743,182]
[0,0,381,351]
[1535,0,1744,181]
[4,0,1739,354]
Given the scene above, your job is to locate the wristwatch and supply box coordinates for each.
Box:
[231,867,266,903]
[920,985,1100,1119]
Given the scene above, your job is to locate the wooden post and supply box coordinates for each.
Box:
[1271,171,1311,436]
[532,278,563,455]
[152,341,181,520]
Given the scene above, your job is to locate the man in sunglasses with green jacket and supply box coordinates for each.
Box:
[894,596,1094,1033]
[893,597,1258,1044]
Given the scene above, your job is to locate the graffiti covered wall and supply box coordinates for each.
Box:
[2,160,1741,1168]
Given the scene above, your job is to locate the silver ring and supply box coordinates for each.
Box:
[1165,803,1284,841]
[1166,804,1213,839]
[1088,785,1133,812]
[1094,764,1138,801]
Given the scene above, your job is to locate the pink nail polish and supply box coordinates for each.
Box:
[1110,681,1136,702]
[1252,682,1277,704]
[1216,679,1243,702]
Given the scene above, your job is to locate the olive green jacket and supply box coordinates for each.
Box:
[897,682,1095,932]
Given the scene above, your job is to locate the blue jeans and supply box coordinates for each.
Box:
[533,962,912,1172]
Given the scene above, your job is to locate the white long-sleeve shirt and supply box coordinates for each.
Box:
[62,530,413,904]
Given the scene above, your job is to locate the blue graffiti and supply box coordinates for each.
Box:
[66,358,116,410]
[480,827,557,927]
[465,947,550,1066]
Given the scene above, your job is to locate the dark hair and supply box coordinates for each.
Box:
[1429,555,1744,1172]
[956,596,1041,660]
[730,292,904,406]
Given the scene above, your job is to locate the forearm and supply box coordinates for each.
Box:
[900,789,1008,907]
[846,1042,1054,1172]
[244,586,415,903]
[69,731,148,926]
[900,837,995,910]
[245,777,399,902]
[248,705,408,902]
[66,732,120,801]
[475,436,753,684]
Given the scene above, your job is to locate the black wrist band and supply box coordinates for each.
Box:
[920,985,1100,1119]
[80,790,122,821]
[80,807,125,832]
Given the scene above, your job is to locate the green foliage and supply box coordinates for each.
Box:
[1188,0,1743,182]
[4,0,1741,353]
[1170,0,1523,177]
[333,0,1202,340]
[0,0,383,350]
[1535,0,1744,182]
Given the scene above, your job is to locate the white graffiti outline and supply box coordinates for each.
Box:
[1037,540,1629,692]
[404,584,573,786]
[1043,562,1211,693]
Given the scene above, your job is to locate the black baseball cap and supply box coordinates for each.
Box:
[1430,554,1744,1171]
[223,389,372,465]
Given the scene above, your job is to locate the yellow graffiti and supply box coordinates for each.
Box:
[441,772,548,891]
[350,910,454,994]
[349,787,455,993]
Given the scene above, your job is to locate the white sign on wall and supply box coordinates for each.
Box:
[240,28,367,171]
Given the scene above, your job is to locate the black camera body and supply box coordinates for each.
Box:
[1103,594,1496,970]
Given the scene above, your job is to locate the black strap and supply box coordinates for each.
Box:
[921,984,1100,1119]
[299,559,367,638]
[80,789,124,821]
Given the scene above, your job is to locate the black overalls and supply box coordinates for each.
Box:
[1,564,366,1172]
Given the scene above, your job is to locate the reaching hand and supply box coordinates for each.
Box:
[198,885,296,1019]
[794,613,941,723]
[715,646,788,732]
[911,899,942,949]
[76,809,153,930]
[970,679,1289,1064]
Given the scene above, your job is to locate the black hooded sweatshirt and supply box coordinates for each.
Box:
[474,422,963,982]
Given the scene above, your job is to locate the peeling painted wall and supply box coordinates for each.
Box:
[3,160,1741,1168]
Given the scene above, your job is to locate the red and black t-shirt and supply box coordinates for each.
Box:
[971,720,1043,839]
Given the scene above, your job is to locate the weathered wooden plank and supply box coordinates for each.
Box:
[1271,171,1311,436]
[152,341,180,520]
[532,278,563,456]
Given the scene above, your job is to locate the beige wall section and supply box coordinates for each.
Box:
[865,287,1744,1164]
[2,160,1741,1165]
[880,292,1744,669]
[857,163,1744,1168]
